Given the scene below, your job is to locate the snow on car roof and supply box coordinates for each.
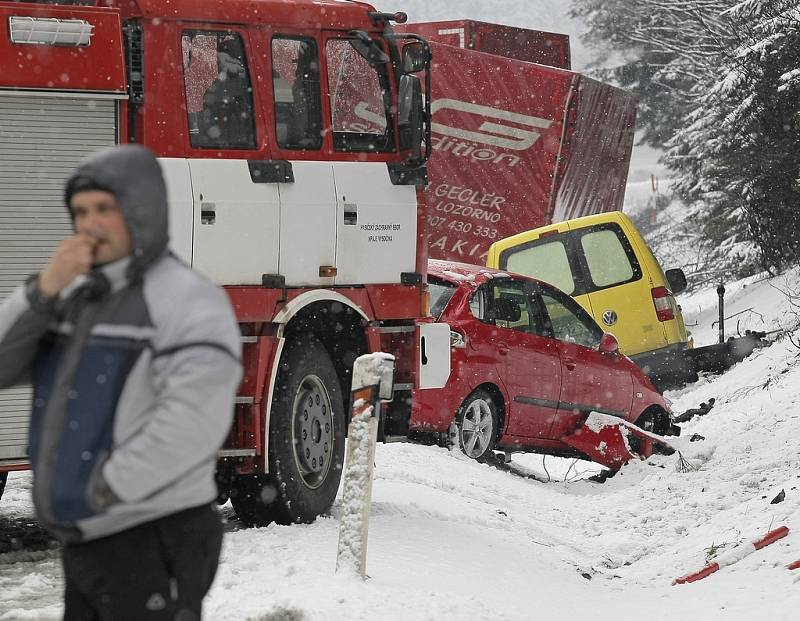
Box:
[428,259,521,285]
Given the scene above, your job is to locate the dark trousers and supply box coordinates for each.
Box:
[62,504,222,621]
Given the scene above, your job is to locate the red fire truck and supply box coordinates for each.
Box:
[0,0,452,525]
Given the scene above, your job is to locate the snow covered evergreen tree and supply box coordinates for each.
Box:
[573,0,800,274]
[667,0,800,272]
[569,0,734,150]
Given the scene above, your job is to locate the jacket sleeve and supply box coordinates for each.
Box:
[0,284,55,389]
[101,282,242,504]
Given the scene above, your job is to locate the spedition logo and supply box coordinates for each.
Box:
[430,99,553,167]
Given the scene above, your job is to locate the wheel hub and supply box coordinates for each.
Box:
[460,399,493,458]
[292,375,334,488]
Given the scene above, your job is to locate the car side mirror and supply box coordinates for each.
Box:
[665,268,687,294]
[598,332,620,356]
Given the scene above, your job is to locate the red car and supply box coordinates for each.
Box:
[411,260,675,468]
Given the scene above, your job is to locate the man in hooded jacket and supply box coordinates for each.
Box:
[0,145,242,620]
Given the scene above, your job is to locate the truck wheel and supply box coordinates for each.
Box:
[230,336,345,527]
[229,473,278,526]
[269,335,345,524]
[456,390,498,461]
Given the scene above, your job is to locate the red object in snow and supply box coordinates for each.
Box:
[673,526,790,585]
[787,560,800,570]
[562,419,637,470]
[561,410,676,469]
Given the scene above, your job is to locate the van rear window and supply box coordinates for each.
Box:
[580,228,634,287]
[504,239,575,295]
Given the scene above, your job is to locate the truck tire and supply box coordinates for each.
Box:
[231,336,345,526]
[229,473,278,526]
[0,472,7,502]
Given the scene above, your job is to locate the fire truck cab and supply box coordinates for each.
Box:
[0,0,450,525]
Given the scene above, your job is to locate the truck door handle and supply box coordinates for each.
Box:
[497,343,509,355]
[344,203,357,225]
[564,360,577,371]
[201,202,216,225]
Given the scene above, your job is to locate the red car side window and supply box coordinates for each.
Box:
[477,280,540,335]
[538,287,602,348]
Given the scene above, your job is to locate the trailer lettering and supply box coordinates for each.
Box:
[431,99,552,151]
[434,201,504,224]
[432,184,506,211]
[429,235,488,260]
[431,135,521,168]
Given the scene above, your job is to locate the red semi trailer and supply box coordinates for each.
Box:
[400,19,571,68]
[399,21,637,264]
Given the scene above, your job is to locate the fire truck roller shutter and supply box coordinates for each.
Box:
[0,93,117,464]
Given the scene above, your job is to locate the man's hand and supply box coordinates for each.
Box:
[38,232,100,297]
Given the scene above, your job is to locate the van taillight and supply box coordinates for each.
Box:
[651,287,674,322]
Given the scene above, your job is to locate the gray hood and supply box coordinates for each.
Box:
[65,145,169,281]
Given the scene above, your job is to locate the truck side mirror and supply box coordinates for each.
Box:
[401,41,430,74]
[398,74,423,160]
[665,268,687,294]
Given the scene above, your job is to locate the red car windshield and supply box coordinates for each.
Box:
[429,278,458,319]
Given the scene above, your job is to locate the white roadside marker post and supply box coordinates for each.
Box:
[336,352,395,579]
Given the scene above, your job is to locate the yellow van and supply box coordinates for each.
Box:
[486,211,695,389]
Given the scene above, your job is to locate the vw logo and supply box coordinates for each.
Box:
[602,310,618,326]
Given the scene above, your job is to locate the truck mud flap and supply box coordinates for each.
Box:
[562,412,676,470]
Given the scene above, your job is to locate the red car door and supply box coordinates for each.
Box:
[536,285,634,439]
[478,279,562,439]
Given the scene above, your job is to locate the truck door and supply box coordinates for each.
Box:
[181,30,281,285]
[323,35,418,285]
[269,35,337,287]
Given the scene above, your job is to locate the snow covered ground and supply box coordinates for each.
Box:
[2,262,800,619]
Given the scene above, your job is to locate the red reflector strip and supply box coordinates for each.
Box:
[352,387,376,418]
[651,286,675,322]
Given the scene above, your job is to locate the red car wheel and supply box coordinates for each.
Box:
[456,390,499,461]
